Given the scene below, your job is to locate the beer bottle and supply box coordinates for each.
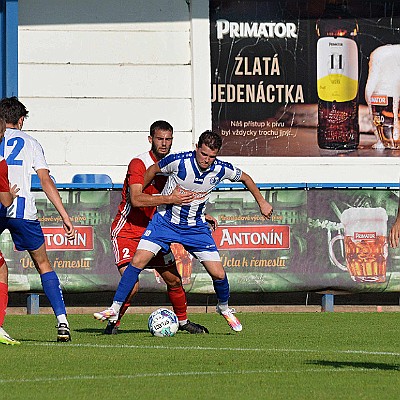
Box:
[316,0,359,149]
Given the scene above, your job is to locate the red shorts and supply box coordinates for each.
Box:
[111,235,175,268]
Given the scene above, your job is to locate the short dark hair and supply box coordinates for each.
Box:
[198,130,222,151]
[149,120,173,137]
[0,117,5,132]
[0,97,29,125]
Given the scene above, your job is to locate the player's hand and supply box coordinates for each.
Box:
[63,219,76,240]
[169,186,196,204]
[9,184,20,199]
[205,214,218,231]
[389,219,400,248]
[260,200,273,220]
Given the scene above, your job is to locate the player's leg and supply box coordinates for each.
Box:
[154,251,208,334]
[0,252,20,345]
[101,217,168,319]
[103,274,139,334]
[184,225,242,332]
[29,243,71,341]
[9,218,70,341]
[103,235,140,334]
[0,251,8,328]
[93,248,154,322]
[201,259,242,332]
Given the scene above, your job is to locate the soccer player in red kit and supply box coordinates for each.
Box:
[94,120,209,334]
[0,117,20,345]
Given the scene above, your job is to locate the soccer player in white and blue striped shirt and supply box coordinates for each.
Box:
[96,131,273,332]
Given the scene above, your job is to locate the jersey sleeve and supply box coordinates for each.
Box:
[127,158,146,186]
[158,152,182,174]
[221,160,242,182]
[0,159,10,192]
[32,139,50,172]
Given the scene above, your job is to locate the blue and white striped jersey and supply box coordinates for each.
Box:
[0,128,49,220]
[157,150,242,226]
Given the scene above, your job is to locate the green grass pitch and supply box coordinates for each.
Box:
[0,312,399,399]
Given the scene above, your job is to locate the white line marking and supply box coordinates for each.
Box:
[24,342,400,356]
[0,368,382,384]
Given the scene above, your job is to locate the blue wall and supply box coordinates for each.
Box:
[0,0,18,97]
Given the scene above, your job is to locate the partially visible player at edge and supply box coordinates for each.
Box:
[94,120,209,334]
[0,97,76,342]
[0,117,20,345]
[95,130,273,332]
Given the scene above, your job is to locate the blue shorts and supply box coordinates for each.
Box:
[0,218,45,251]
[138,213,220,262]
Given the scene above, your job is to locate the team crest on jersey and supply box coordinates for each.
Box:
[210,177,220,185]
[144,229,152,236]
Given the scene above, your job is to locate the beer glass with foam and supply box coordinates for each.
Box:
[329,207,388,283]
[365,44,400,149]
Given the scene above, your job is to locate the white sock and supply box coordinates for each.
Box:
[57,314,68,326]
[179,319,188,326]
[111,301,123,314]
[218,302,228,312]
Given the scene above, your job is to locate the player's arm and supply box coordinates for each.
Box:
[130,183,194,207]
[239,171,273,219]
[0,184,19,207]
[0,160,19,206]
[131,162,194,207]
[205,213,218,231]
[143,163,161,188]
[390,201,400,248]
[37,168,76,240]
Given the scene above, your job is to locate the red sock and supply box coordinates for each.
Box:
[0,282,8,327]
[167,286,187,321]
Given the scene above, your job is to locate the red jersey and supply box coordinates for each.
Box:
[0,158,10,192]
[111,151,167,241]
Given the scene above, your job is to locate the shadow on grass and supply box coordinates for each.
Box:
[74,328,148,334]
[306,360,400,371]
[74,328,231,336]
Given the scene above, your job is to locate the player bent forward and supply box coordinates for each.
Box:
[94,120,209,334]
[95,130,273,332]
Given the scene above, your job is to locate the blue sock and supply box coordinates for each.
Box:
[40,271,66,317]
[114,264,142,303]
[213,274,230,304]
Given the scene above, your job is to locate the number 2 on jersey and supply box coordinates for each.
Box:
[0,137,25,165]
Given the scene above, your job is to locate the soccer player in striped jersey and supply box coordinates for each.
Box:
[0,116,20,345]
[95,130,273,332]
[0,97,76,342]
[94,120,209,334]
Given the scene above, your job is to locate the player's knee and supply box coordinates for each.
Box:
[165,275,182,288]
[132,249,153,268]
[212,271,226,280]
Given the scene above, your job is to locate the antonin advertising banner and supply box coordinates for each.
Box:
[4,188,400,295]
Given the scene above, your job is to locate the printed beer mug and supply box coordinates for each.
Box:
[365,44,400,149]
[329,207,388,283]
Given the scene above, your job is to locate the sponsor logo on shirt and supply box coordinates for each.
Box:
[177,185,208,200]
[194,177,204,184]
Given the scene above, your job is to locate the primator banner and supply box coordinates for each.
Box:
[210,0,400,156]
[5,188,400,294]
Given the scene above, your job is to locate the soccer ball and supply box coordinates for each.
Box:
[148,308,179,337]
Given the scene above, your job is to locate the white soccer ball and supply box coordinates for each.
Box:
[148,308,179,337]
